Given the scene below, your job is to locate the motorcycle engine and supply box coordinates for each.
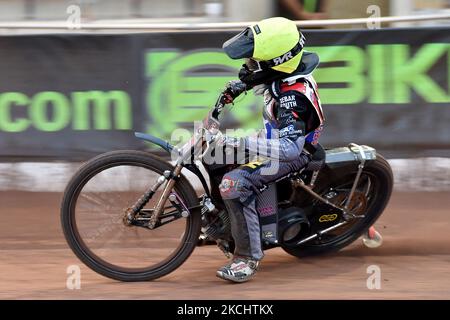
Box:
[278,207,311,244]
[202,210,231,241]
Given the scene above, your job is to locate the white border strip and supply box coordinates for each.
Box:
[0,158,449,192]
[0,13,448,30]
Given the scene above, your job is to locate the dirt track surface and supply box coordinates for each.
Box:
[1,191,449,299]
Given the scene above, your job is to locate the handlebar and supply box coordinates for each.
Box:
[212,80,247,120]
[176,81,247,164]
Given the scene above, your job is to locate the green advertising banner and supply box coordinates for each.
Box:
[0,28,449,160]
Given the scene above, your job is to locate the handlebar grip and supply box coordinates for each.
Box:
[212,108,220,120]
[212,94,227,119]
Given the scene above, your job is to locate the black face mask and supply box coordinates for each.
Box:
[238,64,255,87]
[238,63,286,88]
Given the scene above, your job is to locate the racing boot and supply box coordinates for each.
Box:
[216,256,260,283]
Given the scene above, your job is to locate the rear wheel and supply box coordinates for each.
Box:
[282,154,393,258]
[61,150,201,281]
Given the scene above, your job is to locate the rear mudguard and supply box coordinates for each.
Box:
[322,144,377,183]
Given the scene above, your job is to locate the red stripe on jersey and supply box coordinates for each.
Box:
[280,82,306,94]
[280,80,324,124]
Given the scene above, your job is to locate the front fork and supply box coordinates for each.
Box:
[124,164,184,229]
[148,164,184,228]
[125,130,208,228]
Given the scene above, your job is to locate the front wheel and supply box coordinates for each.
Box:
[61,150,201,281]
[283,154,393,258]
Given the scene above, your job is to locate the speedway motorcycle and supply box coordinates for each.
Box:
[61,88,393,281]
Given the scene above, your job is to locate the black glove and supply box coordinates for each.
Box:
[222,80,247,104]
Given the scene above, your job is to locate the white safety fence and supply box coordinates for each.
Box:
[0,13,449,32]
[0,158,449,192]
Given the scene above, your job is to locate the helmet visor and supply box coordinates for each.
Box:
[222,27,254,59]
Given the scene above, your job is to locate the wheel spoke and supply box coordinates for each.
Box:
[71,162,192,271]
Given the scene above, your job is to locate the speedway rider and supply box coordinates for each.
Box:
[213,17,325,283]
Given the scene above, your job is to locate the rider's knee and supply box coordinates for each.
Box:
[219,172,245,199]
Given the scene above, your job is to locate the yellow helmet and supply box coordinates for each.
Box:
[223,17,305,74]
